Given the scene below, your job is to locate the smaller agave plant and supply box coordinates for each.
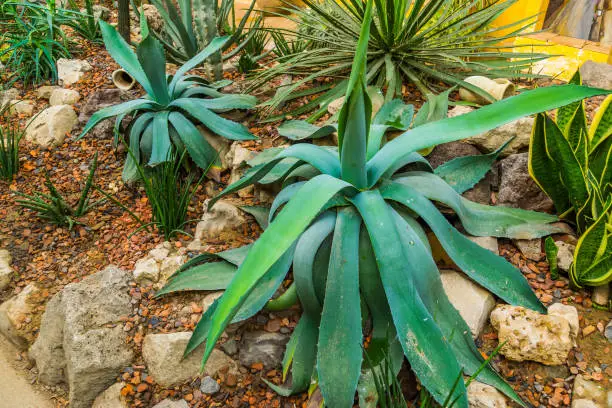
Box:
[80,18,257,181]
[157,3,610,407]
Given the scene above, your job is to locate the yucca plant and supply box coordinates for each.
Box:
[79,20,257,182]
[0,118,23,181]
[529,71,612,288]
[157,4,609,407]
[0,0,72,85]
[16,153,102,229]
[253,0,547,118]
[64,0,103,43]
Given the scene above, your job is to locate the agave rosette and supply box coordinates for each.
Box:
[159,4,610,407]
[80,21,258,181]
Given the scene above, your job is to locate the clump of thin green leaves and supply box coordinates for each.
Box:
[64,0,103,43]
[0,118,23,181]
[130,149,207,240]
[157,3,608,407]
[15,153,102,229]
[237,29,270,74]
[254,0,548,118]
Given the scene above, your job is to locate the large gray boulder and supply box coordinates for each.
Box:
[29,267,134,408]
[25,105,77,148]
[497,153,554,212]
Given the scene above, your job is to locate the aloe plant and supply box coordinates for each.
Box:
[158,4,609,407]
[79,20,257,182]
[529,71,612,288]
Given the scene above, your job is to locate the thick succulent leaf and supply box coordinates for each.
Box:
[393,172,561,239]
[528,114,570,214]
[200,175,356,367]
[434,137,512,194]
[157,260,237,295]
[352,190,467,407]
[381,152,433,179]
[367,85,612,186]
[556,71,582,133]
[270,182,307,223]
[137,35,170,105]
[239,205,270,230]
[99,21,154,96]
[372,98,414,128]
[390,209,526,406]
[545,237,560,280]
[317,207,363,408]
[149,111,172,165]
[171,98,256,141]
[565,101,588,155]
[184,94,258,111]
[278,120,337,141]
[589,133,612,189]
[381,181,545,313]
[168,112,217,170]
[589,94,612,148]
[79,99,155,139]
[123,112,155,181]
[169,36,229,94]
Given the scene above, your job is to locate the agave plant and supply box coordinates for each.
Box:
[159,5,609,407]
[529,71,612,288]
[253,0,547,118]
[79,20,257,181]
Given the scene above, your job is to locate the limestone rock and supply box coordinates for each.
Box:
[580,61,612,90]
[0,249,13,291]
[49,88,80,106]
[239,331,289,369]
[159,254,186,283]
[92,382,129,408]
[57,58,92,86]
[198,126,231,172]
[592,284,610,306]
[0,88,20,109]
[9,100,35,116]
[427,141,494,204]
[490,305,573,365]
[548,303,579,345]
[555,241,575,272]
[133,257,160,285]
[605,320,612,343]
[142,332,237,387]
[202,292,223,314]
[36,86,60,99]
[195,200,246,240]
[497,153,554,212]
[199,376,220,395]
[153,400,189,408]
[467,381,507,408]
[514,238,543,261]
[226,142,256,187]
[29,267,134,408]
[142,4,163,31]
[571,374,611,408]
[466,236,499,255]
[440,270,495,338]
[25,105,77,148]
[0,284,39,349]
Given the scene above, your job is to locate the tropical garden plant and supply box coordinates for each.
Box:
[0,116,24,181]
[529,71,612,288]
[158,4,610,407]
[253,0,547,118]
[79,19,257,182]
[16,153,102,229]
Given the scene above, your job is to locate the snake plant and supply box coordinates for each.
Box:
[253,0,547,118]
[158,4,609,407]
[529,71,612,288]
[79,20,257,182]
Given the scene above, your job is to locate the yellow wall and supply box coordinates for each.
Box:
[492,0,548,36]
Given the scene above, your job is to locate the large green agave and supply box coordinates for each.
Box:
[159,4,610,406]
[80,20,257,181]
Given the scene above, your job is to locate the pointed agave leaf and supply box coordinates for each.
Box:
[149,111,172,165]
[367,85,612,186]
[168,112,217,170]
[79,99,155,139]
[278,120,337,141]
[137,35,169,105]
[200,175,356,369]
[353,190,467,407]
[317,207,363,408]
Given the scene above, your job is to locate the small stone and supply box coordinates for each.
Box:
[195,200,246,240]
[0,88,20,109]
[490,305,573,365]
[221,338,238,356]
[514,238,543,261]
[57,58,92,85]
[440,269,495,338]
[592,284,610,306]
[25,105,77,148]
[466,236,499,255]
[605,321,612,343]
[497,153,554,212]
[555,241,575,272]
[0,249,13,291]
[152,399,189,408]
[8,100,35,116]
[148,243,171,261]
[36,86,60,99]
[199,376,220,395]
[571,374,609,408]
[548,303,579,342]
[133,257,160,284]
[92,383,129,408]
[0,284,39,349]
[49,88,80,106]
[582,325,596,337]
[467,381,507,408]
[239,331,289,369]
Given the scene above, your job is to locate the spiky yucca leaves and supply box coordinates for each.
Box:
[0,118,23,181]
[15,153,102,229]
[158,5,610,407]
[529,71,612,288]
[253,0,547,118]
[79,20,257,182]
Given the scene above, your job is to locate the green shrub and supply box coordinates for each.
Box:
[16,153,102,229]
[0,118,23,181]
[254,0,547,117]
[80,21,257,182]
[528,71,612,288]
[157,5,609,407]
